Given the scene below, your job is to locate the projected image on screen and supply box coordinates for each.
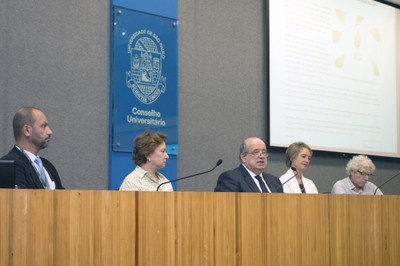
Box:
[269,0,400,157]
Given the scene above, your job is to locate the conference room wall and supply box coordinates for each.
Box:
[177,0,400,194]
[0,0,399,193]
[0,0,110,189]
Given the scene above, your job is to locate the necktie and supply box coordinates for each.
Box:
[255,175,268,193]
[34,157,48,189]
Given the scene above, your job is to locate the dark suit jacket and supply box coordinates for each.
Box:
[214,164,283,193]
[1,146,65,189]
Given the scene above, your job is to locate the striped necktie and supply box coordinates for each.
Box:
[34,157,48,189]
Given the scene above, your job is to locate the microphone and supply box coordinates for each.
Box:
[373,170,400,195]
[156,159,223,191]
[276,166,297,192]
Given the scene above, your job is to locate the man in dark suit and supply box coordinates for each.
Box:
[1,107,64,189]
[214,137,282,193]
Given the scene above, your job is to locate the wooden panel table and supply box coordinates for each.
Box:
[0,189,398,266]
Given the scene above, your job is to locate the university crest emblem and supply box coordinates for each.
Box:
[126,30,166,104]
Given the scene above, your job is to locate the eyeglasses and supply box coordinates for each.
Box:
[357,170,373,177]
[245,150,269,158]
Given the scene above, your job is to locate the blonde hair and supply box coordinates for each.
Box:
[285,142,312,168]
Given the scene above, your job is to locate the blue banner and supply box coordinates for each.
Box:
[112,7,178,153]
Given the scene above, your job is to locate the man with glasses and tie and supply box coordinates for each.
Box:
[1,107,64,189]
[331,155,382,195]
[214,137,282,193]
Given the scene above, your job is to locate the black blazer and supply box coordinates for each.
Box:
[214,164,282,193]
[1,146,65,189]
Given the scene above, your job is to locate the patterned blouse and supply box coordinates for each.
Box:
[119,165,173,191]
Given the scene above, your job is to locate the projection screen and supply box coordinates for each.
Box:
[268,0,400,157]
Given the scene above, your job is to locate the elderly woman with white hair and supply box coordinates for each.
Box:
[331,155,383,195]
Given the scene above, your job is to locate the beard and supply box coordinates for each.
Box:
[31,134,50,150]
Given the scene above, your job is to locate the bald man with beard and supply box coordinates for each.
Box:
[1,107,64,189]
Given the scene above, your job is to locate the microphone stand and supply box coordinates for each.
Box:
[276,166,297,192]
[156,159,223,191]
[374,171,400,195]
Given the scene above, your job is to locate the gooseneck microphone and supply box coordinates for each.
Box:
[156,159,223,191]
[373,170,400,195]
[276,166,297,192]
